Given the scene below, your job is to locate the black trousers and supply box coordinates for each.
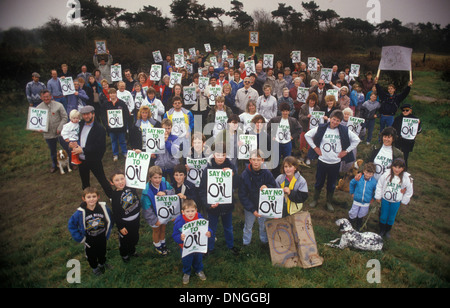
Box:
[314,160,341,193]
[79,159,113,198]
[118,218,140,257]
[85,237,107,269]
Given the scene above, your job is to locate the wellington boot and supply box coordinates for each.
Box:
[71,152,82,165]
[309,189,321,208]
[379,223,386,237]
[326,191,335,212]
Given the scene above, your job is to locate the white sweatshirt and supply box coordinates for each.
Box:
[375,171,414,205]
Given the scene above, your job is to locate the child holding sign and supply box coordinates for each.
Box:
[141,166,175,256]
[172,199,212,285]
[238,149,277,246]
[199,142,239,255]
[392,104,422,168]
[275,156,309,216]
[109,170,141,263]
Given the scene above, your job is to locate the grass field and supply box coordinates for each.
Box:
[0,70,449,288]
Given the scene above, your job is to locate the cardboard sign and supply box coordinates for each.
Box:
[107,109,124,129]
[183,86,197,105]
[152,50,163,63]
[265,211,323,269]
[310,111,325,130]
[189,48,196,58]
[348,116,365,136]
[297,87,309,103]
[308,57,318,71]
[60,77,76,96]
[186,157,208,187]
[350,64,360,77]
[263,54,274,69]
[245,60,256,76]
[177,48,184,55]
[111,64,122,82]
[150,64,162,81]
[401,117,420,140]
[238,53,245,63]
[95,40,107,54]
[125,151,151,189]
[182,219,209,258]
[249,31,259,46]
[27,107,49,132]
[320,68,333,84]
[155,195,181,224]
[207,86,222,106]
[258,188,284,219]
[144,127,165,154]
[291,51,301,64]
[207,169,233,204]
[210,56,219,69]
[326,89,339,102]
[169,72,182,88]
[198,77,209,92]
[174,54,185,68]
[238,134,257,160]
[204,43,211,52]
[379,46,412,71]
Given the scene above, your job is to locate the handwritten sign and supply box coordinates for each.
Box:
[107,109,124,129]
[258,188,284,219]
[60,77,76,96]
[310,111,325,130]
[155,195,181,224]
[348,116,365,136]
[111,64,122,82]
[183,86,197,105]
[152,50,163,63]
[150,64,161,81]
[291,51,301,64]
[27,107,49,132]
[186,158,208,187]
[125,151,151,189]
[182,219,209,257]
[245,60,256,76]
[249,31,259,46]
[95,40,107,54]
[144,127,165,154]
[320,68,333,84]
[401,118,420,140]
[263,54,274,69]
[308,57,318,71]
[207,169,233,204]
[238,134,257,160]
[169,72,182,88]
[297,87,309,103]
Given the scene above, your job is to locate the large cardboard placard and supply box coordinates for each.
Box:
[150,64,162,81]
[348,116,365,136]
[95,40,107,54]
[249,31,259,47]
[169,72,182,88]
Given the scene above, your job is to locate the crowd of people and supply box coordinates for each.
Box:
[28,45,420,282]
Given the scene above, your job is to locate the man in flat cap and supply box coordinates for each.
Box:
[70,105,113,198]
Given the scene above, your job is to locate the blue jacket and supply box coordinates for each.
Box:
[141,178,174,226]
[172,213,212,247]
[67,202,113,243]
[349,176,377,204]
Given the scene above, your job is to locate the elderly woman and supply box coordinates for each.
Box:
[298,93,321,164]
[256,84,278,122]
[338,86,350,110]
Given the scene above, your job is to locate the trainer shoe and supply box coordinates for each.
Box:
[113,155,118,161]
[196,271,207,281]
[183,274,190,285]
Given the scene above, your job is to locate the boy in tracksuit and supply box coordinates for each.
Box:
[348,162,378,231]
[68,187,113,276]
[238,149,277,246]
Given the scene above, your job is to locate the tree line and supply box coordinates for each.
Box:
[0,0,449,94]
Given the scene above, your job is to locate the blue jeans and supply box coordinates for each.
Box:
[181,251,204,275]
[45,136,71,168]
[109,132,127,156]
[379,115,394,134]
[243,210,268,245]
[380,199,401,226]
[208,211,234,251]
[365,118,376,143]
[279,141,292,162]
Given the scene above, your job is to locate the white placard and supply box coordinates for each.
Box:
[263,54,274,69]
[153,50,163,63]
[207,169,233,204]
[379,46,412,71]
[401,118,420,140]
[258,188,284,219]
[198,77,209,92]
[182,219,209,258]
[177,48,184,55]
[238,134,258,160]
[183,86,197,105]
[326,89,339,101]
[150,64,162,81]
[60,77,76,96]
[189,48,196,58]
[292,51,301,63]
[238,53,245,63]
[174,54,185,68]
[320,68,333,84]
[107,109,124,129]
[144,127,165,154]
[186,157,208,187]
[245,60,256,75]
[310,111,325,129]
[95,40,107,54]
[125,151,151,189]
[210,56,219,69]
[308,57,318,71]
[348,116,365,135]
[155,195,181,224]
[207,86,222,105]
[297,87,309,103]
[169,72,182,88]
[27,107,49,132]
[204,43,211,52]
[111,64,122,82]
[350,64,360,77]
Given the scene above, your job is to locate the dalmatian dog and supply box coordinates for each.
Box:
[326,218,383,251]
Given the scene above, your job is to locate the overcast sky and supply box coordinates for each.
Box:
[0,0,449,30]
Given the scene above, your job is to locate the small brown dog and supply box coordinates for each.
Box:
[336,159,364,192]
[57,149,72,175]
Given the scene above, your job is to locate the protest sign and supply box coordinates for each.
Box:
[95,40,107,54]
[169,72,182,88]
[245,60,256,75]
[204,43,211,52]
[183,86,197,105]
[238,53,245,63]
[350,64,360,77]
[144,127,165,154]
[249,31,259,46]
[326,89,339,101]
[401,117,420,140]
[189,48,196,58]
[186,157,208,187]
[307,57,318,71]
[111,64,122,82]
[348,116,365,136]
[155,195,181,225]
[297,87,309,103]
[27,107,49,132]
[207,86,222,105]
[177,48,184,55]
[182,219,209,258]
[378,46,413,80]
[320,68,333,84]
[125,151,151,189]
[258,188,284,219]
[263,54,274,69]
[60,77,76,96]
[198,77,209,92]
[291,51,301,63]
[210,56,219,69]
[150,64,162,81]
[309,111,325,130]
[238,134,257,160]
[207,169,233,204]
[174,54,185,68]
[152,50,163,63]
[107,109,124,129]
